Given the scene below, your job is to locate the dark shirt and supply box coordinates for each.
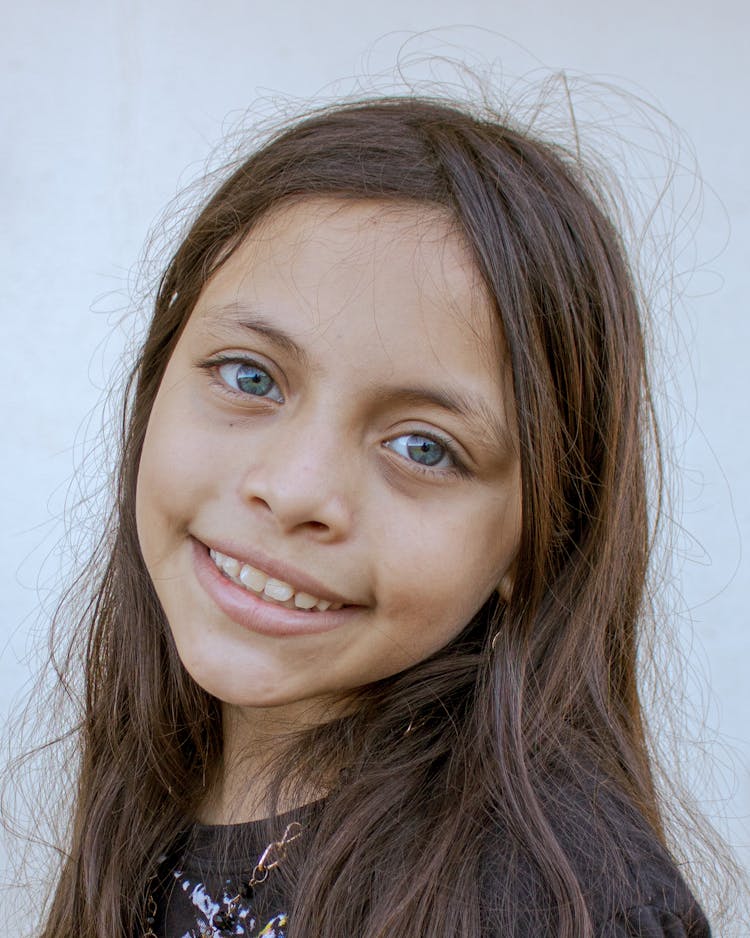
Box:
[150,797,710,938]
[151,813,295,938]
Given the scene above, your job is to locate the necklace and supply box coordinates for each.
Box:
[143,820,304,938]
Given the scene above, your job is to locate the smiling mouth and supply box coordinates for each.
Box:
[209,548,344,612]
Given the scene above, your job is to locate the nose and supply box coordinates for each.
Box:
[237,409,355,540]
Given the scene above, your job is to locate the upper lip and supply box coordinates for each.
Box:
[196,536,358,606]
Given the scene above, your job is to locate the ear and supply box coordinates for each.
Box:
[497,574,513,602]
[497,564,515,603]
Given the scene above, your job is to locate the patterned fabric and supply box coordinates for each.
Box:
[150,809,309,938]
[160,860,288,938]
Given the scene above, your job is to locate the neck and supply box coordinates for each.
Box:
[196,699,340,825]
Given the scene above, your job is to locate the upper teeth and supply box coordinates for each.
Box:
[209,549,342,612]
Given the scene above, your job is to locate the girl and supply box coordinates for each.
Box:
[36,96,713,937]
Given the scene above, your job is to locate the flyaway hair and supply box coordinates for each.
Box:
[39,98,681,938]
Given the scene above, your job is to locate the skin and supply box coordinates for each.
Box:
[135,198,521,817]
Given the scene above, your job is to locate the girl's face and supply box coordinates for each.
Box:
[136,198,521,723]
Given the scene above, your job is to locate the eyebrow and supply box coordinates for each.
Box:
[370,384,515,455]
[202,304,515,454]
[202,304,311,368]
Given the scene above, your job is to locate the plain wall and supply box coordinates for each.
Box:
[1,0,748,906]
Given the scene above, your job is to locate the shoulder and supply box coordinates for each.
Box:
[586,818,711,937]
[481,777,711,937]
[558,778,709,935]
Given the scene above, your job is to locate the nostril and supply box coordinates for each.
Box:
[240,475,349,535]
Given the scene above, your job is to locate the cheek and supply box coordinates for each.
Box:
[135,395,204,558]
[374,499,517,646]
[134,427,171,569]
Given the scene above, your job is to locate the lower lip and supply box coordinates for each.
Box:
[192,539,359,638]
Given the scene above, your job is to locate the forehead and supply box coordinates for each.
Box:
[190,197,506,387]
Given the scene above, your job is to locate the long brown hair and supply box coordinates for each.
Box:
[42,97,665,937]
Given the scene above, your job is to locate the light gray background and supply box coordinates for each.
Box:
[1,0,748,891]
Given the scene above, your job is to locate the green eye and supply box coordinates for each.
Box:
[218,361,284,402]
[386,433,453,469]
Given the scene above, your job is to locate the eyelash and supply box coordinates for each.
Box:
[197,354,470,479]
[384,433,469,479]
[197,354,284,402]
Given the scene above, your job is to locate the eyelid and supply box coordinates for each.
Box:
[196,352,285,402]
[384,430,470,479]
